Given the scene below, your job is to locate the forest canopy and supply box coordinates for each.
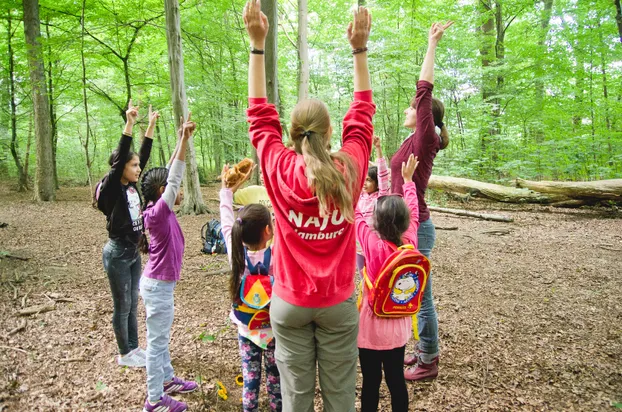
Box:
[1,0,621,191]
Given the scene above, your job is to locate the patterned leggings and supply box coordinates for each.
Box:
[238,335,282,412]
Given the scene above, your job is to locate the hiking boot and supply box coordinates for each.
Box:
[142,394,187,412]
[404,356,439,381]
[117,351,146,368]
[404,345,421,366]
[164,377,198,394]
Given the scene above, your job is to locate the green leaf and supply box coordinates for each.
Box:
[95,381,107,392]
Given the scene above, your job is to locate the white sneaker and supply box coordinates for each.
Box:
[131,347,147,359]
[117,351,146,368]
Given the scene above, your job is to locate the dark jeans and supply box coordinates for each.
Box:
[102,238,141,355]
[359,346,408,412]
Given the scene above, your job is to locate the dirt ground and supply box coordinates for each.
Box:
[0,183,620,412]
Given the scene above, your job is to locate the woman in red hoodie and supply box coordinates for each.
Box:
[243,1,374,411]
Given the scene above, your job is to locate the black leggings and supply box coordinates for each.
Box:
[359,346,408,412]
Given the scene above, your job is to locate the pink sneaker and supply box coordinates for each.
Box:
[164,376,198,394]
[142,394,187,412]
[404,356,439,381]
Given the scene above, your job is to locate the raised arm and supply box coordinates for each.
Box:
[373,136,390,196]
[161,113,194,210]
[347,7,372,92]
[219,163,255,262]
[401,154,421,244]
[419,21,453,85]
[245,0,268,99]
[138,104,158,172]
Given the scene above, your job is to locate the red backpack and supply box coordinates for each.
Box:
[359,244,430,318]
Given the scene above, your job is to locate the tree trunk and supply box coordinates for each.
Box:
[515,178,622,201]
[7,9,28,191]
[533,0,554,143]
[164,0,208,214]
[80,0,94,196]
[478,1,496,156]
[296,0,309,102]
[44,20,58,189]
[428,206,513,223]
[23,0,55,201]
[428,175,569,203]
[615,0,622,43]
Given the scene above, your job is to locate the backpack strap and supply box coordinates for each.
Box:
[362,266,373,290]
[244,247,271,275]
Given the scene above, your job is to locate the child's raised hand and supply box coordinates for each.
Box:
[180,112,196,141]
[346,6,372,50]
[222,163,257,193]
[148,105,160,125]
[429,21,454,46]
[126,98,139,124]
[243,0,269,47]
[401,154,419,183]
[373,135,382,150]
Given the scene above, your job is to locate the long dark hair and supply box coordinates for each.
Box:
[367,166,378,189]
[230,204,272,302]
[373,195,410,247]
[410,95,449,150]
[91,150,138,209]
[138,167,169,254]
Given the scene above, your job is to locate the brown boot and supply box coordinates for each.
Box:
[404,356,439,381]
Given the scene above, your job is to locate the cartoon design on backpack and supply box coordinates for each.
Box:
[359,244,430,318]
[391,273,419,304]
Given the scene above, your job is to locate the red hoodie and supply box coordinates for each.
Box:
[247,91,375,308]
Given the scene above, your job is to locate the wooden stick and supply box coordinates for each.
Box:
[17,304,55,317]
[7,320,26,337]
[429,206,513,222]
[0,345,28,354]
[436,226,459,231]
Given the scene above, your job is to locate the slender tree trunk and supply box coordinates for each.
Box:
[164,0,208,214]
[44,20,58,189]
[155,124,166,166]
[478,1,495,157]
[615,0,622,42]
[534,0,554,143]
[24,112,33,183]
[7,9,28,191]
[23,0,55,201]
[598,24,612,161]
[80,0,94,196]
[296,0,309,102]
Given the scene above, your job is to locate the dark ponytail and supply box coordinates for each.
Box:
[139,167,169,254]
[229,204,272,302]
[373,195,410,247]
[431,97,449,150]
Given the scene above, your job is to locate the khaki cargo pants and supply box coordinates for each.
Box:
[270,292,359,412]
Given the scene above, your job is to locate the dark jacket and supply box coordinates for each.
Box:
[96,134,152,242]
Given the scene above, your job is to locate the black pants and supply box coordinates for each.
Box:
[359,346,408,412]
[102,238,141,355]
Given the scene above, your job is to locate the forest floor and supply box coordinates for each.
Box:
[0,183,620,411]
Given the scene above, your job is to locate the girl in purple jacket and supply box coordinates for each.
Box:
[138,114,197,412]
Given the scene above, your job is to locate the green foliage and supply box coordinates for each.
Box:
[1,0,620,185]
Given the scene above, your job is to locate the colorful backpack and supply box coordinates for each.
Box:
[232,248,273,330]
[359,244,430,318]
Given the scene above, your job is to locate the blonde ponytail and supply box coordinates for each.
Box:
[290,99,358,223]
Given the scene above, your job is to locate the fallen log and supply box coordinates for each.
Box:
[428,176,568,204]
[515,178,622,201]
[429,206,513,222]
